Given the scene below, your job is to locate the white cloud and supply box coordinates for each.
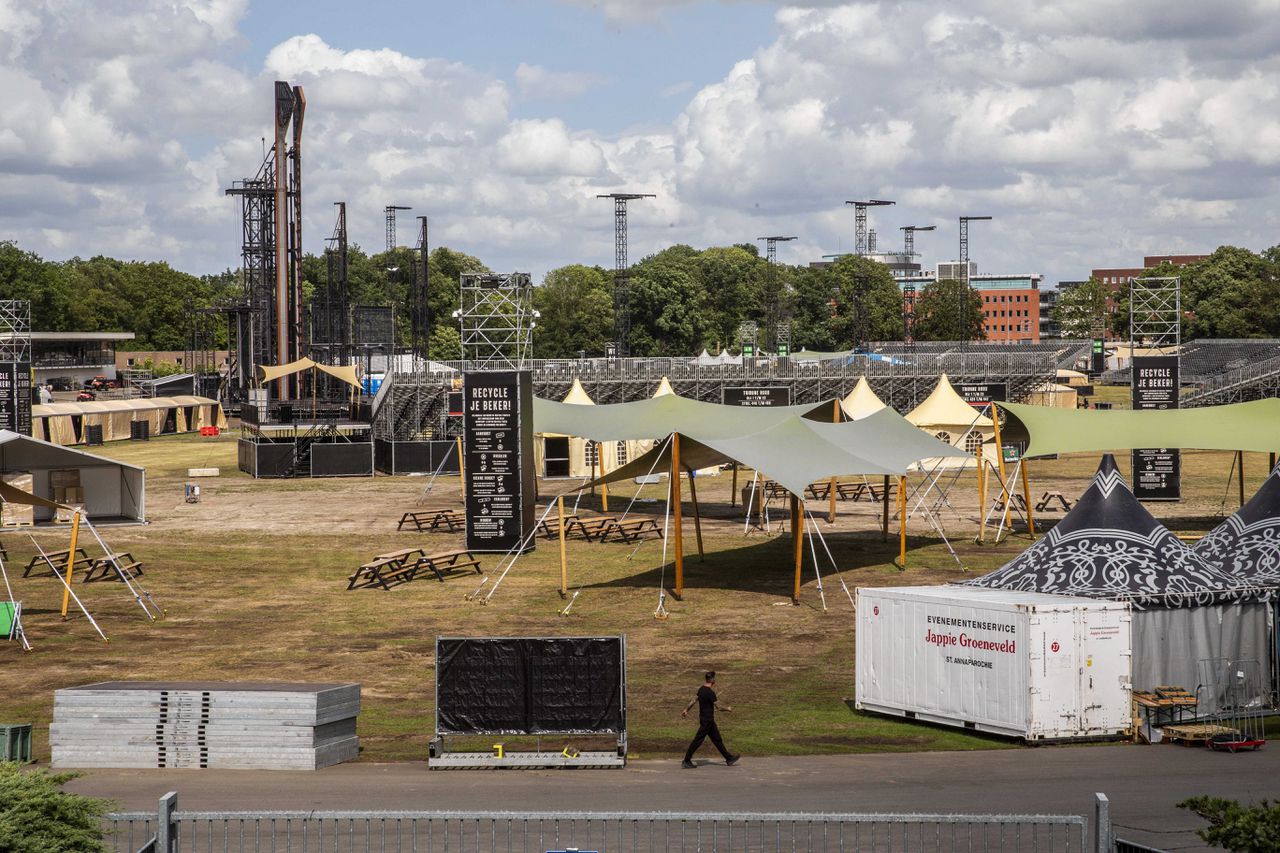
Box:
[514,63,609,99]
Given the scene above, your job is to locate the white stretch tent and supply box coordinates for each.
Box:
[906,374,995,466]
[0,430,145,522]
[841,377,888,420]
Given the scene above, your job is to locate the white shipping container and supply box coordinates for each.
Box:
[855,586,1132,741]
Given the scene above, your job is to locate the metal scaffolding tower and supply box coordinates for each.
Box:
[225,80,305,401]
[412,216,430,361]
[458,272,536,370]
[757,235,797,351]
[845,199,894,256]
[900,224,936,259]
[310,202,350,367]
[958,215,991,284]
[598,192,654,356]
[0,300,32,434]
[385,205,411,254]
[1129,277,1181,349]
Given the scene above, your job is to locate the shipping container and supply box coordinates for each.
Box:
[855,586,1132,741]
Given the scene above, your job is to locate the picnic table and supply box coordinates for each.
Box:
[1034,491,1074,513]
[565,516,617,541]
[805,480,897,503]
[398,507,466,533]
[348,547,482,590]
[23,548,92,579]
[538,514,578,539]
[80,552,145,584]
[600,518,663,543]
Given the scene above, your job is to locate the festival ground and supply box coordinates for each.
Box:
[2,429,1276,764]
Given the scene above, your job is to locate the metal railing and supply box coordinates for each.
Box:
[107,793,1111,853]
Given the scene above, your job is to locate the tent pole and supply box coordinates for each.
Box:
[730,463,738,507]
[791,493,802,604]
[898,476,907,569]
[688,471,705,561]
[1238,451,1245,507]
[1020,458,1036,537]
[599,444,609,512]
[976,458,988,544]
[671,433,685,599]
[455,436,465,499]
[558,495,568,599]
[1270,452,1276,472]
[881,475,890,542]
[61,510,82,619]
[828,399,839,523]
[990,404,1012,530]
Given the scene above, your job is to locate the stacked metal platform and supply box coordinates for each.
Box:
[51,681,360,770]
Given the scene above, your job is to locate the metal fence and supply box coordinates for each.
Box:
[107,794,1112,853]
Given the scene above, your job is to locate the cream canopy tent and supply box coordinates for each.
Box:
[256,357,362,390]
[906,374,995,466]
[1024,381,1078,409]
[32,397,227,446]
[841,377,887,420]
[534,379,647,478]
[652,376,675,397]
[0,430,144,521]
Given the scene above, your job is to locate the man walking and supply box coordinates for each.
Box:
[680,671,739,768]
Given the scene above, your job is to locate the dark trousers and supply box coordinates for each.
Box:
[684,719,731,761]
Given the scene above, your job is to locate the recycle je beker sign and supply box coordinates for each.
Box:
[1130,355,1180,501]
[463,371,536,552]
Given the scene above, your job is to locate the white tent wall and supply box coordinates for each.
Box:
[0,431,145,522]
[1131,603,1273,715]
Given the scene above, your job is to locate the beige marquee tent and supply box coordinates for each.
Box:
[905,374,995,467]
[841,377,888,420]
[534,379,647,478]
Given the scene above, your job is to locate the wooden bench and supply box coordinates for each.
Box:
[23,548,91,579]
[806,481,898,503]
[398,508,466,532]
[413,550,484,582]
[80,552,144,584]
[1034,491,1074,513]
[347,547,426,591]
[600,518,663,543]
[565,516,617,541]
[992,493,1029,513]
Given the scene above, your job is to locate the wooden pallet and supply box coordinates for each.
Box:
[1161,723,1237,746]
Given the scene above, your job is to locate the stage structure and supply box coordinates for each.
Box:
[458,272,535,370]
[598,192,654,356]
[0,300,32,435]
[309,202,351,376]
[224,81,306,404]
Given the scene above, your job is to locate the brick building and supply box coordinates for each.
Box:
[893,266,1043,343]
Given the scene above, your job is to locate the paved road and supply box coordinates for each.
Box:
[65,745,1276,851]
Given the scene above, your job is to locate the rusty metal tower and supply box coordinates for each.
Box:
[597,192,654,356]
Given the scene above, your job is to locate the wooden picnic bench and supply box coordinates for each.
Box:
[992,493,1029,513]
[398,508,466,532]
[414,549,484,582]
[538,514,579,539]
[1034,491,1074,513]
[600,518,663,543]
[347,548,427,590]
[80,552,144,584]
[805,480,898,503]
[23,548,91,579]
[565,516,617,541]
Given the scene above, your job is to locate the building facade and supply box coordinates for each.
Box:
[892,268,1043,343]
[32,332,134,388]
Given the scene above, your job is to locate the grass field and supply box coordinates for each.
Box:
[0,428,1272,762]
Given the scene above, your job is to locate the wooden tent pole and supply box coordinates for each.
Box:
[557,495,568,598]
[598,444,609,512]
[455,436,465,498]
[976,456,988,544]
[898,476,907,569]
[791,493,803,604]
[1238,450,1245,507]
[881,474,890,541]
[61,510,81,618]
[688,471,705,561]
[828,400,839,523]
[1020,460,1036,537]
[672,433,685,599]
[730,463,738,507]
[1270,452,1276,472]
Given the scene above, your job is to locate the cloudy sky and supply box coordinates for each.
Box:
[4,0,1279,286]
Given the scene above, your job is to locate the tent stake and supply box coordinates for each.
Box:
[671,432,685,599]
[790,492,803,604]
[688,472,705,561]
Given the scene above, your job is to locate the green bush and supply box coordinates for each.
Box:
[0,763,112,852]
[1178,796,1280,853]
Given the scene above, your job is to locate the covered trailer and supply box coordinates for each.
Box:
[856,586,1132,741]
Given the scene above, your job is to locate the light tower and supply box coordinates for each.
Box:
[597,192,655,356]
[845,199,894,256]
[899,226,935,349]
[757,235,797,351]
[958,215,992,284]
[385,205,411,254]
[899,224,936,259]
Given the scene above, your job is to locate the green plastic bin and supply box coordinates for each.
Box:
[1,724,32,763]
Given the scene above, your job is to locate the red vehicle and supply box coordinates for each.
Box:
[86,375,117,391]
[77,389,96,401]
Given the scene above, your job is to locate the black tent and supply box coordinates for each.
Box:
[965,454,1272,710]
[1195,464,1280,588]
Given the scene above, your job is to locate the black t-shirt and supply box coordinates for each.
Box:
[696,685,717,722]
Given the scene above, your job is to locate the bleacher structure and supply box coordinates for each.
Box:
[370,341,1087,473]
[1098,339,1280,406]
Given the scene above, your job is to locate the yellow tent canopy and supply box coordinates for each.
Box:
[256,357,362,390]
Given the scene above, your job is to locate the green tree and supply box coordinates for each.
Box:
[1052,276,1110,339]
[627,245,709,356]
[0,763,111,852]
[789,263,838,352]
[1178,796,1280,853]
[912,278,986,341]
[827,255,905,345]
[697,245,766,348]
[533,264,614,358]
[1180,246,1280,339]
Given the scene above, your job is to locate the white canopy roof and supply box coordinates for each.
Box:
[841,377,887,420]
[906,374,993,428]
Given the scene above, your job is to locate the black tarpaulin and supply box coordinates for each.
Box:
[436,637,624,735]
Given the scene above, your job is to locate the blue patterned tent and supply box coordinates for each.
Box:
[1195,464,1280,587]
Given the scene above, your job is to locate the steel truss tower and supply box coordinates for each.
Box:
[958,215,991,284]
[757,235,796,351]
[597,192,654,356]
[225,80,305,400]
[900,224,936,259]
[310,202,350,370]
[385,205,411,254]
[412,216,430,362]
[1129,277,1181,349]
[845,200,894,256]
[458,273,535,370]
[0,300,32,434]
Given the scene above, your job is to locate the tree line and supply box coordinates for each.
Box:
[4,239,1279,358]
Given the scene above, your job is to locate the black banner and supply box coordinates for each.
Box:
[1091,339,1105,374]
[463,371,535,552]
[722,386,791,407]
[353,305,394,346]
[1131,355,1180,501]
[0,362,32,435]
[956,381,1007,407]
[435,637,625,735]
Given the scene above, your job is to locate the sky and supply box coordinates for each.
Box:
[3,0,1280,287]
